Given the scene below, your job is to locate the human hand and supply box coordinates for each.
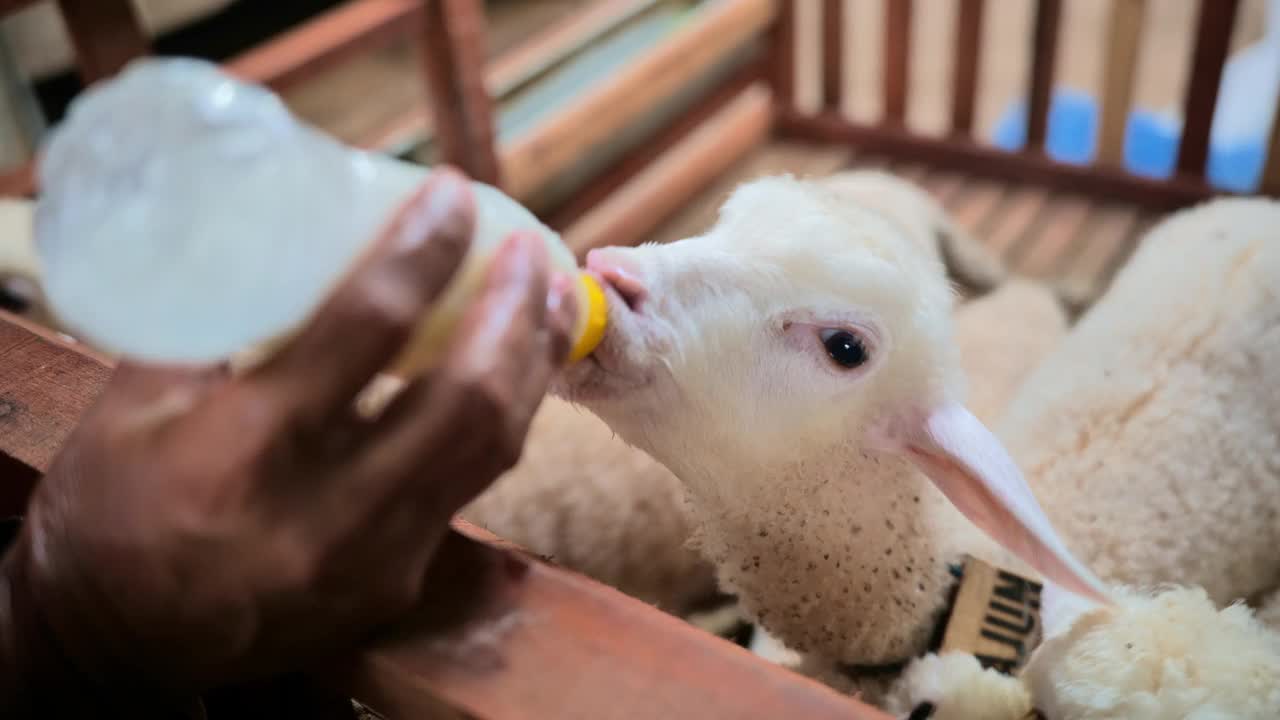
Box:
[0,167,577,714]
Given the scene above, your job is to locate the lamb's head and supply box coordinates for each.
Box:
[557,175,1107,631]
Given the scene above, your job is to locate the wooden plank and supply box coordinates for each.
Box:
[545,54,767,231]
[1025,0,1062,152]
[883,0,912,125]
[950,0,984,137]
[55,0,150,83]
[1058,204,1141,305]
[225,0,420,93]
[770,0,797,110]
[821,0,843,111]
[501,0,774,202]
[1015,194,1091,277]
[0,311,111,477]
[420,0,501,185]
[339,520,895,720]
[777,111,1221,210]
[1097,0,1146,166]
[563,84,773,256]
[982,186,1049,257]
[1176,0,1241,177]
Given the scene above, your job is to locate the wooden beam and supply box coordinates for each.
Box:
[563,83,772,256]
[501,0,775,202]
[779,110,1221,210]
[950,0,984,137]
[420,0,501,185]
[54,0,150,83]
[1025,0,1062,152]
[883,0,912,125]
[821,0,844,111]
[1096,0,1146,165]
[225,0,421,93]
[1176,0,1241,177]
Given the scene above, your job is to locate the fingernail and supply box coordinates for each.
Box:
[547,273,573,315]
[395,170,467,250]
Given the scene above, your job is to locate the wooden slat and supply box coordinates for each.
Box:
[54,0,150,83]
[225,0,420,93]
[950,0,984,136]
[821,0,843,111]
[0,314,892,720]
[1096,0,1146,166]
[563,84,773,255]
[501,0,774,202]
[1025,0,1062,152]
[1015,194,1092,277]
[1263,96,1280,196]
[420,0,501,185]
[1176,0,1241,177]
[1058,205,1141,305]
[778,111,1221,210]
[983,186,1049,256]
[0,311,111,477]
[770,0,797,110]
[545,54,767,231]
[883,0,912,125]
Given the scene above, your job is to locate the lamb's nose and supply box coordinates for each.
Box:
[586,248,647,313]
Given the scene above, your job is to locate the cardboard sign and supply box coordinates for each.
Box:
[938,556,1043,674]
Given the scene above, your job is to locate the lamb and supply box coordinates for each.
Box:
[555,173,1108,686]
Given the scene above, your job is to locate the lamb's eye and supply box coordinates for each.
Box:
[820,329,869,369]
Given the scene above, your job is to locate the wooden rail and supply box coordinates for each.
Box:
[0,310,893,719]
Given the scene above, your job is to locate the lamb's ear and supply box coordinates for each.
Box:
[888,403,1112,605]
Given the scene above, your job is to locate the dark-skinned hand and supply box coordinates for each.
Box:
[0,166,577,715]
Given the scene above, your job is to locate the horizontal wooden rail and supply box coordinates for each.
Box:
[779,110,1221,210]
[500,0,775,202]
[564,82,773,255]
[0,311,892,719]
[225,0,421,93]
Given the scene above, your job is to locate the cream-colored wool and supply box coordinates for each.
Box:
[886,587,1280,720]
[999,197,1280,609]
[816,170,1007,295]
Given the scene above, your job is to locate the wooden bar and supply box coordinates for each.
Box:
[419,0,501,185]
[0,313,892,720]
[563,84,773,255]
[55,0,150,83]
[883,0,912,125]
[950,0,984,136]
[501,0,774,202]
[770,0,797,111]
[1176,0,1241,177]
[1025,0,1062,152]
[1096,0,1146,166]
[779,110,1221,210]
[225,0,421,92]
[545,55,767,231]
[821,0,843,111]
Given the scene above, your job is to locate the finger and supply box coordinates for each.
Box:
[251,167,475,423]
[362,230,554,506]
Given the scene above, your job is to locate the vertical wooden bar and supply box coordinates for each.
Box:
[950,0,984,136]
[1176,0,1240,177]
[1097,0,1146,165]
[822,0,843,111]
[1025,0,1062,152]
[420,0,501,186]
[54,0,150,82]
[883,0,912,125]
[770,0,797,111]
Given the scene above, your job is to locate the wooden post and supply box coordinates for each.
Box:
[420,0,502,186]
